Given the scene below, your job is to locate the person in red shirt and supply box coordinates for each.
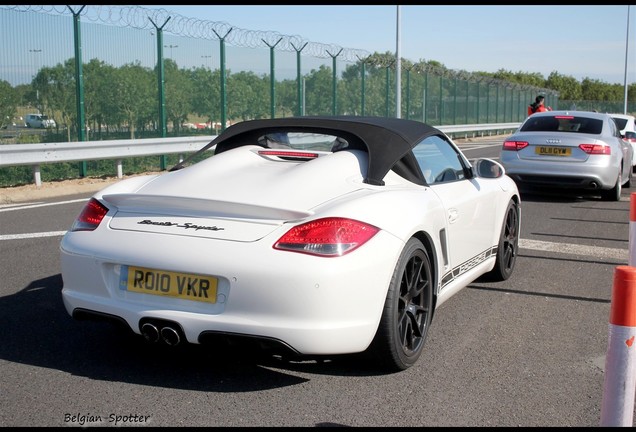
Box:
[527,95,552,116]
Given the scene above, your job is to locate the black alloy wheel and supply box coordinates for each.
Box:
[484,199,519,282]
[368,238,433,372]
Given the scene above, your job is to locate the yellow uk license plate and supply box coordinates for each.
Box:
[535,146,571,156]
[119,265,218,303]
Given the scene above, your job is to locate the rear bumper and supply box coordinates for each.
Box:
[506,173,608,190]
[501,154,617,190]
[60,228,403,356]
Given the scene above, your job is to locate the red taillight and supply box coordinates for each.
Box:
[579,144,611,155]
[273,217,379,257]
[502,140,529,151]
[71,198,109,231]
[258,150,319,159]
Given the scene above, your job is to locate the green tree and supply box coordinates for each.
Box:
[303,65,334,116]
[34,60,76,141]
[83,59,119,138]
[581,77,614,101]
[115,62,154,139]
[545,72,581,100]
[164,59,192,134]
[274,79,297,117]
[483,69,546,88]
[188,66,221,126]
[359,61,391,117]
[338,62,363,116]
[227,70,269,121]
[0,80,18,129]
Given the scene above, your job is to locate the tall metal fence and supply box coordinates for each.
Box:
[558,100,634,114]
[1,4,558,147]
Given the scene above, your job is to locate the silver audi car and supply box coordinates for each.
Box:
[500,110,633,201]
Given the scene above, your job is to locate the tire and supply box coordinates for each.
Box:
[484,199,519,282]
[601,173,622,201]
[367,238,433,372]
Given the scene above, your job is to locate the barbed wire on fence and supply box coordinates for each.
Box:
[7,5,370,61]
[3,4,552,94]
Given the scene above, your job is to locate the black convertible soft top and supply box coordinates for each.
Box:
[173,116,445,186]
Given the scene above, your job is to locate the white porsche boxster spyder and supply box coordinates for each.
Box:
[60,116,521,372]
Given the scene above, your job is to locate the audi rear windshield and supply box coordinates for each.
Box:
[521,116,603,135]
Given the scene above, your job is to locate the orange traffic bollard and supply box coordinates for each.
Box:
[600,266,636,426]
[630,193,636,267]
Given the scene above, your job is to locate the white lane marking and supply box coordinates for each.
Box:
[0,201,45,209]
[460,143,502,151]
[519,239,627,261]
[1,231,67,240]
[0,198,88,212]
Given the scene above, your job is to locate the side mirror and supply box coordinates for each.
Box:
[474,158,505,179]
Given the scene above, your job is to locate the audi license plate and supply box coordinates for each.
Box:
[119,265,218,303]
[536,146,571,156]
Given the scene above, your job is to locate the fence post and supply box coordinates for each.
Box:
[32,164,41,188]
[600,265,636,426]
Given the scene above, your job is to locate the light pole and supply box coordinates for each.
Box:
[164,44,178,59]
[29,49,42,78]
[29,49,42,102]
[201,55,212,69]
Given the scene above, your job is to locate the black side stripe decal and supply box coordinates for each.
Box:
[440,245,498,289]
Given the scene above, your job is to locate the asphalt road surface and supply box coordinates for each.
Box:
[1,139,634,426]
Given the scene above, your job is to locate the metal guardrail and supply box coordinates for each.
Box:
[0,135,216,187]
[440,122,520,139]
[0,123,521,187]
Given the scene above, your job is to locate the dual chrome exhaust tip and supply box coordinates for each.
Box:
[140,321,182,346]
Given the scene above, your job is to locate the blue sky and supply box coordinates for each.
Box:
[147,4,635,85]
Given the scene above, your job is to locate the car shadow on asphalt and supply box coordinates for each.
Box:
[518,188,605,203]
[0,274,394,392]
[516,184,636,203]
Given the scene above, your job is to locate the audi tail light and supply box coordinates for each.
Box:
[579,144,611,155]
[502,140,529,151]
